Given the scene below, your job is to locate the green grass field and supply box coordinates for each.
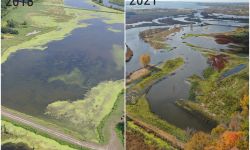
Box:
[127,121,177,150]
[1,120,78,150]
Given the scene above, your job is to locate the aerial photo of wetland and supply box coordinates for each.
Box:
[126,1,249,150]
[1,0,124,149]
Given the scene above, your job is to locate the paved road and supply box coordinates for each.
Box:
[2,109,121,150]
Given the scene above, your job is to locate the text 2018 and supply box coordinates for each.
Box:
[6,0,33,6]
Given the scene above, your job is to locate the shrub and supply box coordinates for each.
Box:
[7,19,17,28]
[140,53,151,68]
[185,132,212,150]
[1,27,19,34]
[22,21,28,26]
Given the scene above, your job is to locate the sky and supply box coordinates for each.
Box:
[126,0,248,2]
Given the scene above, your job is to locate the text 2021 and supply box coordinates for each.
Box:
[130,0,156,5]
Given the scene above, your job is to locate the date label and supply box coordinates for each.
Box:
[130,0,156,5]
[6,0,33,6]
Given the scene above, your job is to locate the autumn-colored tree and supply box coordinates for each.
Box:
[206,131,243,150]
[185,132,212,150]
[240,94,249,117]
[139,54,151,68]
[211,124,226,138]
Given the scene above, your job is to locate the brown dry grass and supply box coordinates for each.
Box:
[126,131,157,150]
[126,68,150,84]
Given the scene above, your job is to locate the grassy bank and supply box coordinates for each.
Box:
[127,121,177,150]
[97,91,124,144]
[133,57,184,90]
[115,122,124,144]
[1,106,88,143]
[127,96,188,142]
[175,100,218,124]
[1,120,87,150]
[109,0,124,6]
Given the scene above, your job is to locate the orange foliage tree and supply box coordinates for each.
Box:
[139,53,151,68]
[185,132,212,150]
[205,131,243,150]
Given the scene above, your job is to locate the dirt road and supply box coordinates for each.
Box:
[127,115,185,150]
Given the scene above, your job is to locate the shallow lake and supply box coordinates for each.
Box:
[184,36,231,51]
[2,18,123,118]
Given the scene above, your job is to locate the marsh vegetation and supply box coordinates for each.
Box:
[2,0,124,148]
[126,2,249,149]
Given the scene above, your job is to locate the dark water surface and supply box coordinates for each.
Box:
[221,64,246,79]
[2,19,123,117]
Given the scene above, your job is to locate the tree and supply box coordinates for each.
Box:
[211,124,226,138]
[1,27,19,34]
[7,19,17,28]
[213,131,243,150]
[139,53,151,68]
[185,132,212,150]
